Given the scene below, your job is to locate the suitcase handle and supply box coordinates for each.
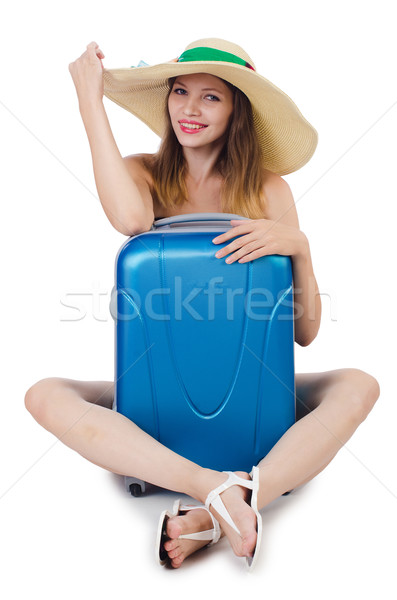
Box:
[152,212,249,229]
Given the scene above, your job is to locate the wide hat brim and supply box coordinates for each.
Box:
[103,60,318,175]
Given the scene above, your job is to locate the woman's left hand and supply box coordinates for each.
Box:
[212,218,308,263]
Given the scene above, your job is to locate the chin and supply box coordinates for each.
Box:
[177,133,225,150]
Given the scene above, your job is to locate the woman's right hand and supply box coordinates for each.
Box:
[68,41,105,107]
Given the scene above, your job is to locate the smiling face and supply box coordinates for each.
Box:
[167,73,234,150]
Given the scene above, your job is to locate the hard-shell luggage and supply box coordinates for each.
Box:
[110,213,295,496]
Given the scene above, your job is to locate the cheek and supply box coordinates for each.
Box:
[220,108,234,130]
[167,95,179,118]
[167,96,174,116]
[226,105,234,123]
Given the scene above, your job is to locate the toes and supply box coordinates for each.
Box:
[238,518,258,557]
[168,547,182,560]
[166,517,183,540]
[161,507,214,568]
[241,535,257,558]
[171,554,184,568]
[208,476,258,559]
[241,525,258,558]
[163,539,178,551]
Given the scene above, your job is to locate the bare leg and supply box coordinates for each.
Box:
[163,367,380,566]
[24,377,256,559]
[256,368,380,508]
[24,368,379,566]
[25,377,209,494]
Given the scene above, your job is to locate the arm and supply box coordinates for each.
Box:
[79,101,155,234]
[290,238,321,347]
[212,174,322,347]
[264,176,321,347]
[69,42,154,235]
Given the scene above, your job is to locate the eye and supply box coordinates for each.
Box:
[173,87,187,95]
[205,94,220,101]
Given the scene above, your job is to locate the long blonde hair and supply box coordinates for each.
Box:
[143,77,267,219]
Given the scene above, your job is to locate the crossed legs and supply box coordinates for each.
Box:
[255,368,380,507]
[24,368,380,566]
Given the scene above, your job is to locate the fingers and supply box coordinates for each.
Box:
[72,42,104,65]
[87,41,105,59]
[215,232,258,260]
[68,42,105,101]
[213,222,254,244]
[213,219,268,244]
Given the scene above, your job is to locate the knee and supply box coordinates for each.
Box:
[24,377,64,424]
[342,368,380,422]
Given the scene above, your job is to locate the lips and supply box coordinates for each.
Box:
[178,120,208,134]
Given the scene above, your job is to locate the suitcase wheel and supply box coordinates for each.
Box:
[129,483,144,497]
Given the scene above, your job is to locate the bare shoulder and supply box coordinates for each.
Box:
[262,169,300,229]
[123,153,154,184]
[123,153,155,217]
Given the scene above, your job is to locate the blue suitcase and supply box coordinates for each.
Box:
[110,213,295,496]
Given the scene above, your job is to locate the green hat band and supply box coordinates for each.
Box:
[177,47,255,71]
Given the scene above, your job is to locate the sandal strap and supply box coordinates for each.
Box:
[204,471,254,535]
[177,504,221,545]
[178,529,217,542]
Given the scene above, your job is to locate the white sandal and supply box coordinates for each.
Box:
[156,499,221,566]
[205,466,262,570]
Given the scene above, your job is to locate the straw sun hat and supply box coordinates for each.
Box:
[103,38,318,175]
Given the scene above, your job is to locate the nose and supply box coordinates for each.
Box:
[183,95,201,116]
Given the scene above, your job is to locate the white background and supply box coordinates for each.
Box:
[1,0,396,597]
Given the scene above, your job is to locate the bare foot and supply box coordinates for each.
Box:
[163,506,218,568]
[199,470,258,559]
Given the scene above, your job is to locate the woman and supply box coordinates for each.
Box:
[24,39,380,570]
